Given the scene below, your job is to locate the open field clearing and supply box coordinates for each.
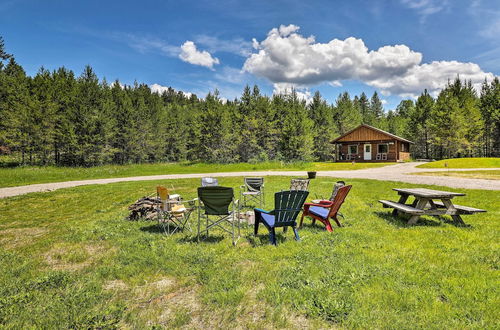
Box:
[0,176,497,328]
[417,158,500,169]
[0,162,391,188]
[414,170,500,180]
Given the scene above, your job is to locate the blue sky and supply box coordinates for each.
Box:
[1,0,499,109]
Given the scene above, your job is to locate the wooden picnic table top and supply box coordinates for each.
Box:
[392,188,465,199]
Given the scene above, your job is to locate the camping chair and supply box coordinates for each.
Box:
[197,186,240,245]
[300,185,352,232]
[290,178,310,191]
[156,186,196,235]
[311,181,347,220]
[201,177,218,187]
[240,177,264,208]
[254,190,309,245]
[312,181,345,203]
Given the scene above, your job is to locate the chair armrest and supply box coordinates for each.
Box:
[254,208,273,215]
[304,201,332,207]
[184,198,198,207]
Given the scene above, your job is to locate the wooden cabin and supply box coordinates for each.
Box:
[331,124,413,162]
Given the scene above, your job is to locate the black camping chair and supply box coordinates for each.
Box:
[197,186,240,245]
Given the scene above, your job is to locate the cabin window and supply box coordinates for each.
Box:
[401,143,407,152]
[348,145,358,154]
[378,144,388,154]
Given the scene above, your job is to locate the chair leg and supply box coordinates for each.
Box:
[324,220,333,232]
[283,226,288,233]
[293,226,300,241]
[269,228,276,245]
[332,216,342,227]
[299,212,305,228]
[197,209,201,242]
[231,212,236,246]
[254,219,260,236]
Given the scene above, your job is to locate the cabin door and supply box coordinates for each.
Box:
[364,144,372,160]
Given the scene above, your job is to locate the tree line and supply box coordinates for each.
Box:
[0,37,499,166]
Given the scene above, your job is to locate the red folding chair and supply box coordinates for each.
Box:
[299,185,352,232]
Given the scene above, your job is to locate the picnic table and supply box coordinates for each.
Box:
[379,188,486,225]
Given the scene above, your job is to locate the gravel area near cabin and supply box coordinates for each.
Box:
[1,162,499,199]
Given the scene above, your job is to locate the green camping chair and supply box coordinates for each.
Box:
[240,177,264,208]
[197,186,240,245]
[254,190,309,245]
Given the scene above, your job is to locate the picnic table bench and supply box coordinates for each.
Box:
[379,188,486,225]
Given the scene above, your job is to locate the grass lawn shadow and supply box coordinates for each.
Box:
[139,223,190,235]
[178,235,225,244]
[374,211,443,227]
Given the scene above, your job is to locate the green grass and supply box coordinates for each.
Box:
[0,177,498,328]
[417,158,500,169]
[414,170,500,180]
[0,161,391,188]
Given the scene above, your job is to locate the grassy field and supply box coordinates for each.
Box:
[0,161,391,188]
[0,176,498,328]
[414,170,500,180]
[417,158,500,169]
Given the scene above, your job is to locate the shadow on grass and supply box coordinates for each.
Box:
[374,211,442,227]
[139,223,190,235]
[375,211,473,228]
[178,235,225,244]
[245,229,305,247]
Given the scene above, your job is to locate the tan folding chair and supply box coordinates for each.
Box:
[156,186,196,235]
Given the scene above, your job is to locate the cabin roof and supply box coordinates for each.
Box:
[330,124,414,144]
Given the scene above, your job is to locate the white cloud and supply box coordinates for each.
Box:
[468,0,500,40]
[123,34,179,57]
[243,24,496,98]
[110,80,125,89]
[400,0,449,21]
[150,83,193,98]
[179,41,220,70]
[273,82,313,104]
[195,35,252,56]
[214,66,247,84]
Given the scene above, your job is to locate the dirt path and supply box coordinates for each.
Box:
[1,162,499,198]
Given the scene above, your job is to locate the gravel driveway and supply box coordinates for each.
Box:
[1,162,499,199]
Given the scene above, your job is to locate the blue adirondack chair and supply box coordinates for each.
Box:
[254,190,309,245]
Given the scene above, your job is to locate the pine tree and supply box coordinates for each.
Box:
[333,92,362,135]
[278,89,314,161]
[0,36,12,63]
[309,91,335,160]
[480,77,500,156]
[408,90,434,158]
[369,91,384,125]
[358,92,372,124]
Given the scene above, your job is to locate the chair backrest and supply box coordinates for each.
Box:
[329,181,346,201]
[245,177,264,192]
[290,178,310,191]
[274,190,309,226]
[197,186,234,215]
[201,177,218,187]
[327,185,352,218]
[157,186,171,211]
